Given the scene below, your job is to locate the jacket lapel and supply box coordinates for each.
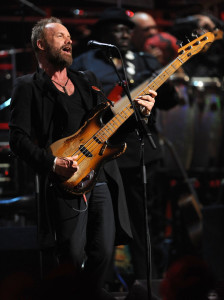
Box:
[35,68,97,109]
[33,69,57,147]
[34,68,57,104]
[68,70,94,111]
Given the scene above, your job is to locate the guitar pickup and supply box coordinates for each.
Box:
[99,143,107,156]
[79,145,93,157]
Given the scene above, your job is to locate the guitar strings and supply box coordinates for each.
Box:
[74,105,133,164]
[70,112,130,169]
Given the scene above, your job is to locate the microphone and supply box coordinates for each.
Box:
[87,40,116,49]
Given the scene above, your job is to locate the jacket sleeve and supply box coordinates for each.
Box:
[9,77,55,174]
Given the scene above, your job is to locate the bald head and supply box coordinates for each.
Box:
[132,12,156,27]
[131,12,158,51]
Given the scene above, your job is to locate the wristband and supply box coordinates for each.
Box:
[140,106,151,117]
[53,157,57,172]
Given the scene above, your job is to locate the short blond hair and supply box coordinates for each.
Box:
[31,17,62,53]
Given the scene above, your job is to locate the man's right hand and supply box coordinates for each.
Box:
[53,155,79,178]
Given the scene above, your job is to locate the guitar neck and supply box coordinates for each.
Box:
[141,59,183,94]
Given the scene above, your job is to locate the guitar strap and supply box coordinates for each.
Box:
[78,70,106,106]
[78,70,112,106]
[78,70,96,85]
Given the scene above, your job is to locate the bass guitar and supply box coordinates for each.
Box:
[48,32,214,195]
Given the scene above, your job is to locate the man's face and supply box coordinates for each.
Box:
[41,23,73,68]
[102,23,133,53]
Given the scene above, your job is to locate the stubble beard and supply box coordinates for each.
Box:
[45,42,73,69]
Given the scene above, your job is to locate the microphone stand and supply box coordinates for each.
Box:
[18,0,46,16]
[103,47,156,300]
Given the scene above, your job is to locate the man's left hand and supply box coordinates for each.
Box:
[134,89,157,116]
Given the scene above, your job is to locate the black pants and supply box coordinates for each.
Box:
[51,183,116,298]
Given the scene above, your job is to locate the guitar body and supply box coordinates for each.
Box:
[48,102,126,195]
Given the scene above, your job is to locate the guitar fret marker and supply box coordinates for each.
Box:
[111,119,119,127]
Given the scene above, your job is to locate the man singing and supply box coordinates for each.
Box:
[9,17,156,299]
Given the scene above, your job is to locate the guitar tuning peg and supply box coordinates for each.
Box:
[176,40,183,47]
[192,30,199,38]
[198,27,207,35]
[185,36,191,43]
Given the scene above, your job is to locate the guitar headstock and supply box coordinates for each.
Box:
[213,28,224,41]
[178,32,215,57]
